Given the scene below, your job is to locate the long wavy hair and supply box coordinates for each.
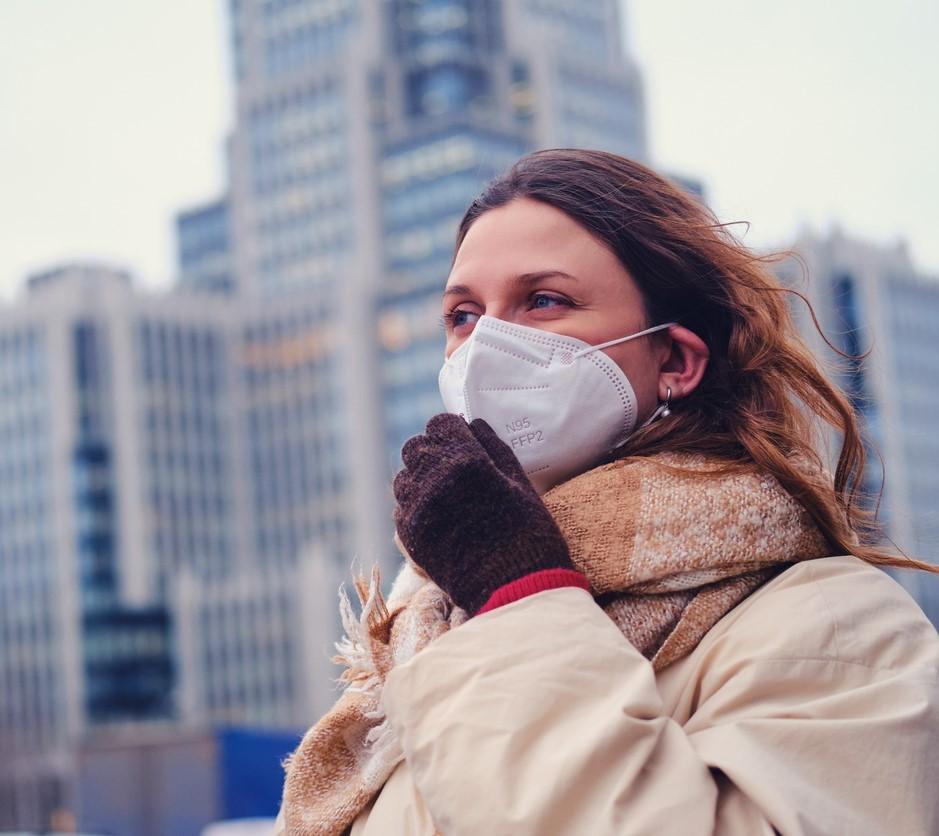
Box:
[455,148,936,575]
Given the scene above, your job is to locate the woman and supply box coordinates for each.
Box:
[278,150,939,835]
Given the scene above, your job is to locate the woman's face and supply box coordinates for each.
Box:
[442,197,670,423]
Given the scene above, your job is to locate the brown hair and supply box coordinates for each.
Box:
[455,148,936,575]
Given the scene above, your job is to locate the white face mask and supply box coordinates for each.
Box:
[438,315,675,493]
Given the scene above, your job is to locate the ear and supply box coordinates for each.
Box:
[657,325,709,402]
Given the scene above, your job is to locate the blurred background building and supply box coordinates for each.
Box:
[0,261,359,828]
[776,231,939,618]
[0,0,936,833]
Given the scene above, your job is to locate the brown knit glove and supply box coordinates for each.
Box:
[392,413,576,616]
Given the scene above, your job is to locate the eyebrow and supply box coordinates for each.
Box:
[442,270,580,299]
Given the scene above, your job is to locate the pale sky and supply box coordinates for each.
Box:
[1,0,937,299]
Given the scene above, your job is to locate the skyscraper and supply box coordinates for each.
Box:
[176,197,235,295]
[0,263,359,829]
[0,265,223,828]
[181,0,648,507]
[776,231,939,622]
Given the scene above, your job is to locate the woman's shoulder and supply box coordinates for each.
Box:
[701,555,939,674]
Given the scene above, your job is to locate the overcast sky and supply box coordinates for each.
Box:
[1,0,937,299]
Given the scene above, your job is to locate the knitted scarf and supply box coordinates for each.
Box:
[279,452,831,835]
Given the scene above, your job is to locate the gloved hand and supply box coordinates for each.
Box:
[392,413,584,616]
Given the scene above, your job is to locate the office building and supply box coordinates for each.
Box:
[180,0,648,487]
[0,264,207,828]
[175,550,345,728]
[777,231,939,622]
[0,264,356,828]
[370,0,647,462]
[177,196,236,295]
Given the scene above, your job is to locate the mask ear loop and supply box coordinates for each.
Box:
[570,322,677,433]
[570,321,676,359]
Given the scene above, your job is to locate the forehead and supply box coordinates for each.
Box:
[448,198,626,288]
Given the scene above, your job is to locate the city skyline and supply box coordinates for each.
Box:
[2,0,938,297]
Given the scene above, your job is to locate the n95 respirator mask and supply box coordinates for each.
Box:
[438,315,674,493]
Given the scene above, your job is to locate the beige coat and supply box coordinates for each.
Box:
[342,556,939,835]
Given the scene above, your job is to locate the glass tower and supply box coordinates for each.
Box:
[777,232,939,625]
[180,0,648,507]
[0,308,65,827]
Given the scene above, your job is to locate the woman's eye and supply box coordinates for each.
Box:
[531,293,568,310]
[443,308,480,330]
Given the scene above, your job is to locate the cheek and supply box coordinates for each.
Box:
[605,346,660,412]
[444,334,464,359]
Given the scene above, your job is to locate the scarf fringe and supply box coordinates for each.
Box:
[333,565,387,689]
[331,564,406,769]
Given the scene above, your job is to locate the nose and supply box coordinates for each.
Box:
[477,304,512,323]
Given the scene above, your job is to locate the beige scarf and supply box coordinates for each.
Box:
[280,453,830,835]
